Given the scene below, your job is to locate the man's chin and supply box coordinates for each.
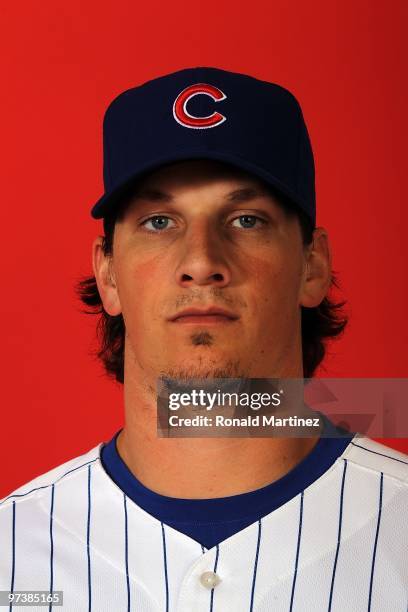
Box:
[159,358,246,381]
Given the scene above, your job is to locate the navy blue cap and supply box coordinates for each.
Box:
[91,67,316,226]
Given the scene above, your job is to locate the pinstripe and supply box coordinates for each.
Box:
[351,442,408,465]
[9,501,16,612]
[161,522,169,612]
[289,491,304,612]
[124,494,130,612]
[87,465,92,612]
[328,459,348,611]
[249,519,262,612]
[209,545,220,612]
[48,484,55,612]
[0,458,99,506]
[367,472,384,612]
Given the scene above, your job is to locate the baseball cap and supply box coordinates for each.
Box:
[90,67,316,226]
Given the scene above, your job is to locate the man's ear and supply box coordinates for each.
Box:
[299,227,332,308]
[92,236,122,316]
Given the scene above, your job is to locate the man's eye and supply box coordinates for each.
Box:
[231,215,265,229]
[142,216,175,231]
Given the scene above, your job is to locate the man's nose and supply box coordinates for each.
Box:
[174,224,232,288]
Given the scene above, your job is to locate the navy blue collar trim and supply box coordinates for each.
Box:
[100,415,354,524]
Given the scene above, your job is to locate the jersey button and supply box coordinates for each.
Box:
[200,571,221,589]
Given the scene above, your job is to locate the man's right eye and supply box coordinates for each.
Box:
[141,216,175,231]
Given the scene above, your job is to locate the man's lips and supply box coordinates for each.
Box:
[169,307,239,324]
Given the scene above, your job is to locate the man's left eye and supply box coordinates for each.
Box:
[231,215,264,228]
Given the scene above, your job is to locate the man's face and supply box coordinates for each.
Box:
[94,160,328,380]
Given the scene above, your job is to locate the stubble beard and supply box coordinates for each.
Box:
[159,330,246,381]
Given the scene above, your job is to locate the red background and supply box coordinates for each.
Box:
[1,1,407,497]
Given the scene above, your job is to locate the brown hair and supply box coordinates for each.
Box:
[76,185,348,383]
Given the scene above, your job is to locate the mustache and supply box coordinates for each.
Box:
[172,288,247,310]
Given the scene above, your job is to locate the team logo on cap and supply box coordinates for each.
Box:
[173,83,227,129]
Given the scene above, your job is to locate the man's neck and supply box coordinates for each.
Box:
[117,366,320,499]
[117,427,319,499]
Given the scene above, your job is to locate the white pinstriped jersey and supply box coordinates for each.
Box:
[0,434,407,612]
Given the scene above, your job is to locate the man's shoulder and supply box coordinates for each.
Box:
[343,435,408,485]
[0,443,102,511]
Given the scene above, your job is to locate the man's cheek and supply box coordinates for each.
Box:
[119,258,163,294]
[249,266,284,309]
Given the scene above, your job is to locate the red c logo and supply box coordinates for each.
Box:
[173,83,227,129]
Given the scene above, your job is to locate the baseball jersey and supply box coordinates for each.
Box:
[99,416,354,550]
[0,434,407,611]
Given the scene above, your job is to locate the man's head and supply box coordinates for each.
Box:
[78,68,348,383]
[81,159,346,383]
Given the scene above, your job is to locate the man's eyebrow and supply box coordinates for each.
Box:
[225,187,269,202]
[131,188,173,202]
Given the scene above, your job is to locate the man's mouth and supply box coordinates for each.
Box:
[169,307,239,325]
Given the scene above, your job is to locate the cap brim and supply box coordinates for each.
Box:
[90,150,312,223]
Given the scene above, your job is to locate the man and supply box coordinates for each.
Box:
[0,67,406,611]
